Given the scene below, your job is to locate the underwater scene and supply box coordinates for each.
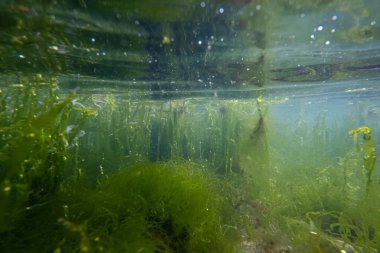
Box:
[1,0,380,252]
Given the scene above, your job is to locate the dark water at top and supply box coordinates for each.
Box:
[1,0,379,99]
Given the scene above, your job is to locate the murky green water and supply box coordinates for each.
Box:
[1,0,380,252]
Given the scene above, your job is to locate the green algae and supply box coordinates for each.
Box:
[1,161,243,252]
[58,162,241,253]
[0,76,92,247]
[0,79,68,231]
[0,83,244,252]
[1,78,380,252]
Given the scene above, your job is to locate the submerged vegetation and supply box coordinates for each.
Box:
[0,77,244,252]
[59,162,241,253]
[0,76,94,239]
[1,77,379,252]
[349,126,377,189]
[0,76,76,232]
[0,0,380,252]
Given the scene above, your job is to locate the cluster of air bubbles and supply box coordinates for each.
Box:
[196,34,219,51]
[309,14,339,46]
[310,13,377,46]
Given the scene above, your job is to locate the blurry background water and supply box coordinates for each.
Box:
[1,0,380,252]
[1,0,379,166]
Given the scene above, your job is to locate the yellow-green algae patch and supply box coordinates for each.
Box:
[57,162,241,253]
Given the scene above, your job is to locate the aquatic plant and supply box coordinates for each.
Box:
[235,102,380,252]
[57,162,242,253]
[255,158,380,252]
[73,95,257,179]
[349,126,377,188]
[0,75,91,234]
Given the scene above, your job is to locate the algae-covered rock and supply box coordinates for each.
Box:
[60,162,241,253]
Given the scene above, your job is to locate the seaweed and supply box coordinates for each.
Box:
[349,126,377,189]
[55,162,242,253]
[0,75,91,241]
[2,75,380,252]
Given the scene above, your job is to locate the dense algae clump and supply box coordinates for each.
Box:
[59,162,240,253]
[1,161,241,252]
